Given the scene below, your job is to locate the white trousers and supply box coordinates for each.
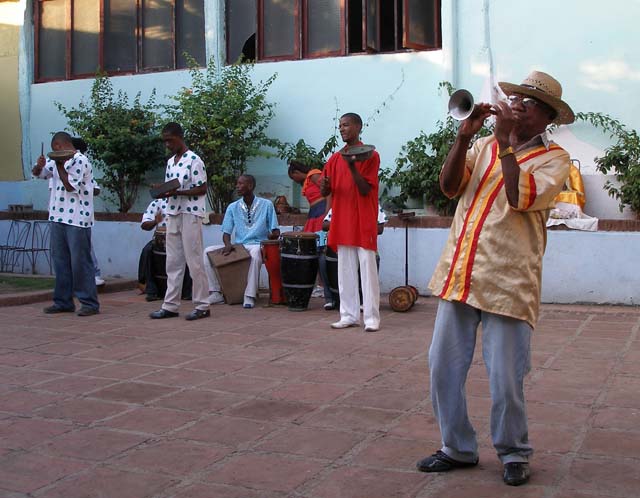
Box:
[163,214,209,312]
[203,244,262,299]
[337,245,380,328]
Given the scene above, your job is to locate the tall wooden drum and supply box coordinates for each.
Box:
[324,246,339,296]
[261,239,285,304]
[280,232,318,311]
[151,228,167,296]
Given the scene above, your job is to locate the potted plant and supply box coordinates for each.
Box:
[57,73,166,213]
[576,111,640,215]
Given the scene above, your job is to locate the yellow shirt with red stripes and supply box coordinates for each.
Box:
[429,134,570,327]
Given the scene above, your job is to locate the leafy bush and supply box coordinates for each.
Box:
[57,73,165,213]
[167,56,280,213]
[380,82,493,216]
[576,111,640,214]
[278,136,339,170]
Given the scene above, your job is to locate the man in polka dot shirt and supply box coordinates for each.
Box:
[32,131,99,316]
[149,122,210,321]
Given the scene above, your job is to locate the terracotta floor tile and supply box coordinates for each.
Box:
[302,405,402,432]
[152,388,243,413]
[205,453,321,492]
[226,398,316,423]
[256,425,365,459]
[41,427,148,461]
[175,414,278,445]
[37,397,129,424]
[115,439,231,475]
[90,381,178,404]
[0,452,88,494]
[308,466,425,498]
[564,456,640,496]
[579,428,640,459]
[99,406,198,434]
[1,293,639,497]
[41,466,176,498]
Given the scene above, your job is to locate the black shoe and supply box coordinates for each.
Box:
[185,309,210,321]
[43,305,75,314]
[149,309,179,319]
[77,307,99,317]
[503,462,530,486]
[145,294,161,302]
[416,450,479,473]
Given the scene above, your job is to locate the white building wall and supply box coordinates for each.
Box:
[5,0,640,218]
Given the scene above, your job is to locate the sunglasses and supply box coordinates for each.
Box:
[507,94,543,109]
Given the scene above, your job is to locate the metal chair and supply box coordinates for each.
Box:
[21,221,52,274]
[0,220,32,273]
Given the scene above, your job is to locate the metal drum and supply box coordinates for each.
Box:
[261,239,285,304]
[280,231,319,311]
[324,246,339,296]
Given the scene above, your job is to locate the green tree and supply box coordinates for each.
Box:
[576,111,640,214]
[57,73,165,213]
[167,57,281,213]
[380,82,493,215]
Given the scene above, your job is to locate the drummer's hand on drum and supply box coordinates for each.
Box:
[267,229,280,240]
[222,244,235,256]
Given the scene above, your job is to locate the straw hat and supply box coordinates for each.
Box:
[498,71,575,125]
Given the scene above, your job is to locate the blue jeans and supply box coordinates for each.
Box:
[50,222,99,311]
[429,299,532,464]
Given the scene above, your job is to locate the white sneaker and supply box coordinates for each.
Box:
[243,296,255,309]
[311,286,324,298]
[364,324,380,332]
[95,276,105,286]
[331,320,359,329]
[208,291,225,305]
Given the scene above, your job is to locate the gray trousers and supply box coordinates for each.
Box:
[162,213,209,312]
[429,299,533,464]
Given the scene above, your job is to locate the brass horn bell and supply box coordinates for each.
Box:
[448,89,474,121]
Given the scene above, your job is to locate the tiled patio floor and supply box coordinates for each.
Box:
[0,292,639,497]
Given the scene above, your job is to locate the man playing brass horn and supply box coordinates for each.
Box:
[417,71,575,486]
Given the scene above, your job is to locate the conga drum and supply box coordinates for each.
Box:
[151,228,167,295]
[261,239,285,304]
[324,246,339,296]
[280,232,319,311]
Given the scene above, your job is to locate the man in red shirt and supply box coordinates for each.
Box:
[320,113,381,332]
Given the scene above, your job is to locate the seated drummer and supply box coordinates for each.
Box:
[203,174,280,308]
[138,198,192,302]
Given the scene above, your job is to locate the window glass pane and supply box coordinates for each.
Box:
[366,0,378,51]
[306,0,341,55]
[72,0,100,76]
[104,0,137,72]
[227,0,256,63]
[262,0,296,59]
[142,0,173,70]
[176,0,206,68]
[404,0,440,49]
[39,0,66,80]
[347,0,362,53]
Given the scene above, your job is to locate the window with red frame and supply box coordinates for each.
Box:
[35,0,206,82]
[226,0,441,64]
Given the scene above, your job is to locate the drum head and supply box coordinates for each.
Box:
[340,144,375,161]
[389,286,415,312]
[47,150,76,161]
[281,231,318,240]
[261,239,280,246]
